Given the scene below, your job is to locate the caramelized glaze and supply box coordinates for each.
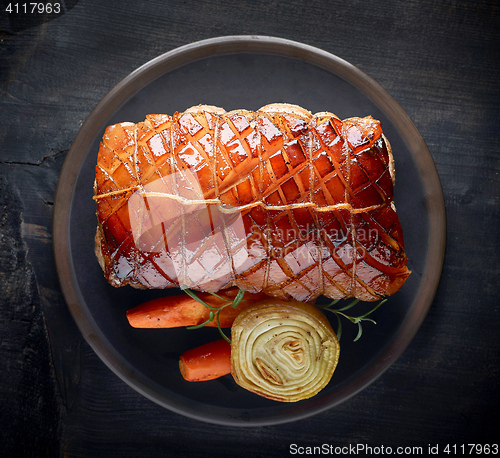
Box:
[94,104,410,302]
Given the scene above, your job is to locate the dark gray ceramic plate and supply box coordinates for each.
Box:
[53,36,446,426]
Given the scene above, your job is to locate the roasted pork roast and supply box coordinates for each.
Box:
[94,104,410,302]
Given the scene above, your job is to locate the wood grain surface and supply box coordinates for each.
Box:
[1,0,499,456]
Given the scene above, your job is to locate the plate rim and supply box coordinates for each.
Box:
[53,35,446,426]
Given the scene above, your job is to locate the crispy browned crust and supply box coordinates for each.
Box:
[93,103,410,302]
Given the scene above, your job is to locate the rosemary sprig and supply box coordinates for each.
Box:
[180,285,388,344]
[180,285,245,344]
[319,298,388,342]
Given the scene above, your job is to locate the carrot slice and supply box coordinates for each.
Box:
[179,339,231,382]
[126,288,267,329]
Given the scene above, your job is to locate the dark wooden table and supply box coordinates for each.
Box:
[1,1,498,456]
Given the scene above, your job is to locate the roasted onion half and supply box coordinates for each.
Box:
[230,300,340,402]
